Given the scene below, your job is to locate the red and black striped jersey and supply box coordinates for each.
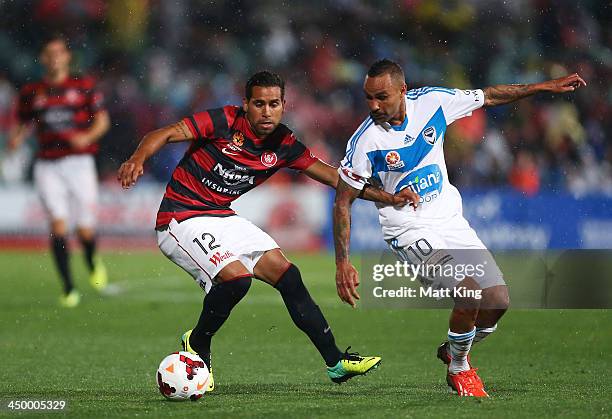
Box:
[156,105,318,228]
[18,75,105,159]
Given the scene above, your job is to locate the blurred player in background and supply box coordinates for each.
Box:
[333,59,586,397]
[118,71,419,391]
[7,35,110,307]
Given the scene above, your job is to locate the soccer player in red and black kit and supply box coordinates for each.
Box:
[8,36,110,307]
[118,71,419,390]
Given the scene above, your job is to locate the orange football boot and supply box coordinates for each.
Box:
[447,368,489,397]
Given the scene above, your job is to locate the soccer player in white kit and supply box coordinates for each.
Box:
[8,36,110,307]
[333,59,586,396]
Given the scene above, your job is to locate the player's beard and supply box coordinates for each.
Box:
[255,120,277,137]
[370,112,388,124]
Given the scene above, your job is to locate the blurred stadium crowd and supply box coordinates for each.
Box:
[0,0,610,196]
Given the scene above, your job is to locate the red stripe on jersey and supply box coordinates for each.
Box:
[74,110,92,124]
[288,149,318,171]
[189,147,216,169]
[186,111,214,139]
[156,209,234,228]
[182,116,199,138]
[172,166,235,206]
[39,130,75,143]
[42,94,88,107]
[224,106,239,127]
[164,183,204,208]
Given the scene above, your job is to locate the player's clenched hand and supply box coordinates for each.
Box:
[335,261,360,308]
[542,73,587,93]
[117,158,144,189]
[393,187,420,210]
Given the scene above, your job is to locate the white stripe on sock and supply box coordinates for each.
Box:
[448,328,476,374]
[474,324,497,344]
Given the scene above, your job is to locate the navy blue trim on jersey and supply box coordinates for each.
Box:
[209,108,230,138]
[345,117,374,168]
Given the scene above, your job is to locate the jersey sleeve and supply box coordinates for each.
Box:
[338,123,374,190]
[437,88,485,125]
[182,106,237,140]
[285,136,318,171]
[182,111,214,139]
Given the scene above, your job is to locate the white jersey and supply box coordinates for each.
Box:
[339,86,485,240]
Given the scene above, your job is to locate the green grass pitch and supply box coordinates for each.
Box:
[1,250,610,418]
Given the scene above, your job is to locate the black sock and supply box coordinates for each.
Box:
[79,236,96,272]
[189,276,252,355]
[51,235,74,294]
[275,264,342,367]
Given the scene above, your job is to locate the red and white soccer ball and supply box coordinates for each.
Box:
[156,351,210,401]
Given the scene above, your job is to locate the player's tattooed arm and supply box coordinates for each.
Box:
[333,179,362,307]
[170,120,193,141]
[303,160,419,208]
[483,73,586,107]
[118,120,195,189]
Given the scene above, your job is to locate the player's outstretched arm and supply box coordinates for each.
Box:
[117,120,194,189]
[304,159,419,208]
[333,178,362,307]
[483,73,586,107]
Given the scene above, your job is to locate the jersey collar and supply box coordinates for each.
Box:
[390,114,408,131]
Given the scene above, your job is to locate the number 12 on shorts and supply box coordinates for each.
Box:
[192,233,221,255]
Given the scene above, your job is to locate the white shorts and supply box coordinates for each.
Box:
[387,215,505,290]
[156,216,279,293]
[33,154,98,228]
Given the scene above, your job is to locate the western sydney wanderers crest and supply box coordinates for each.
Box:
[261,151,278,167]
[385,150,404,170]
[232,131,245,147]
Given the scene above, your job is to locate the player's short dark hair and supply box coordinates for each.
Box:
[367,59,405,84]
[245,71,285,100]
[41,33,70,51]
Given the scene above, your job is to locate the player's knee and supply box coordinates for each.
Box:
[483,285,510,311]
[224,275,252,299]
[273,264,304,294]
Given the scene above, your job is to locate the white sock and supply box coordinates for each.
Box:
[448,328,476,374]
[473,324,497,344]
